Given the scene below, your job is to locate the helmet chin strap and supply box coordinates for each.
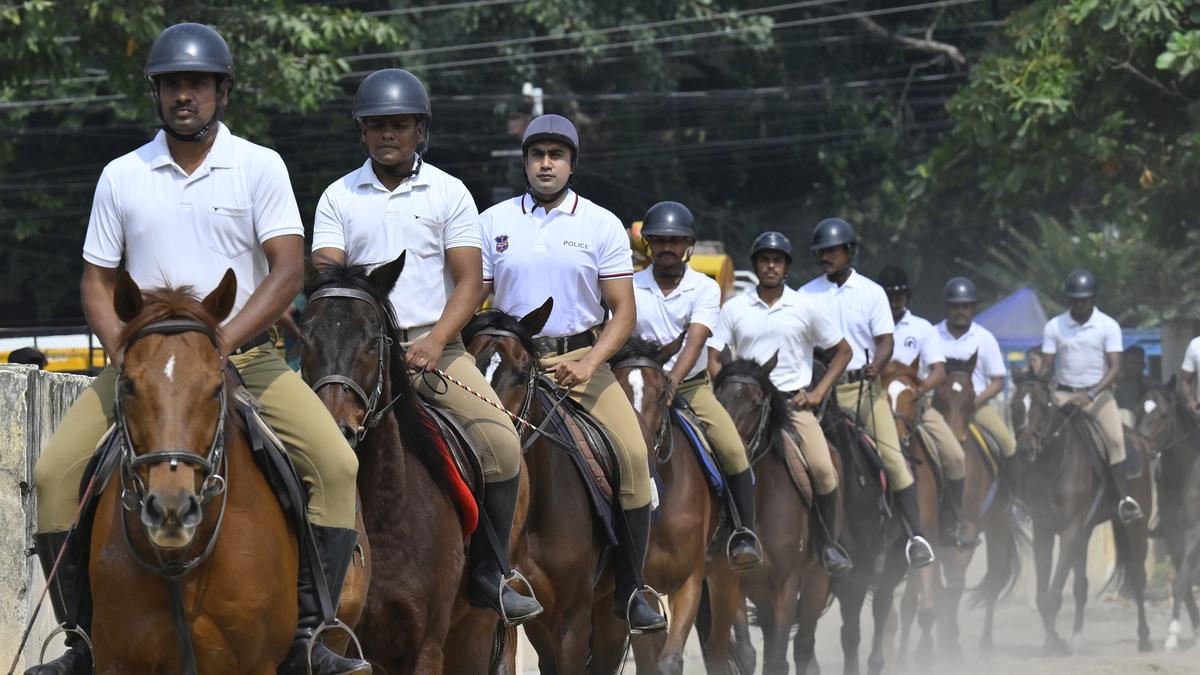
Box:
[377,154,423,180]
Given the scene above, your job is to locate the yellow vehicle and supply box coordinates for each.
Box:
[1,334,108,374]
[629,222,737,302]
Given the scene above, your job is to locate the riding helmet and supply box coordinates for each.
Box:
[750,231,793,263]
[810,218,858,252]
[521,114,580,167]
[943,277,978,304]
[876,265,910,296]
[641,201,695,239]
[1064,268,1097,299]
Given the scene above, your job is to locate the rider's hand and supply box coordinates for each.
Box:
[863,362,879,379]
[548,359,597,389]
[664,377,681,405]
[1070,392,1091,407]
[791,389,823,410]
[405,334,446,372]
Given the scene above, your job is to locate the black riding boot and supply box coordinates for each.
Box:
[940,479,980,550]
[468,476,543,625]
[278,526,371,675]
[1000,454,1029,522]
[814,489,853,577]
[24,531,92,675]
[893,485,936,568]
[613,506,668,634]
[726,469,763,570]
[1110,465,1144,524]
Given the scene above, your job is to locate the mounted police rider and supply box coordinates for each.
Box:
[28,23,369,675]
[799,218,935,569]
[708,231,856,576]
[935,277,1020,510]
[1038,269,1142,524]
[478,114,667,634]
[877,266,977,549]
[631,201,762,570]
[311,68,542,624]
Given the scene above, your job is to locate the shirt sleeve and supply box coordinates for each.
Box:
[81,169,124,268]
[479,206,496,282]
[690,277,721,330]
[1103,316,1123,353]
[310,185,345,253]
[808,303,844,351]
[1041,318,1058,355]
[1183,338,1200,373]
[252,150,304,243]
[597,212,634,280]
[980,332,1007,379]
[920,326,946,365]
[707,304,735,353]
[868,285,895,337]
[442,179,482,250]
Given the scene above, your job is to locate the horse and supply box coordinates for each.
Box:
[463,300,612,674]
[712,355,832,675]
[89,270,295,673]
[1010,373,1153,655]
[927,356,1023,657]
[608,336,740,675]
[881,359,942,664]
[302,256,486,673]
[1136,384,1200,650]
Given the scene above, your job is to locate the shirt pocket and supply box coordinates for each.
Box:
[391,213,442,258]
[205,204,255,258]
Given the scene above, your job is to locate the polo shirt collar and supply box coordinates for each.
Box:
[521,189,579,216]
[940,320,977,340]
[896,309,911,326]
[816,267,860,290]
[1065,309,1097,328]
[636,265,701,293]
[148,122,234,172]
[750,285,798,309]
[355,155,427,192]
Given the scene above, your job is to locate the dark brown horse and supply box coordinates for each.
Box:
[713,355,831,675]
[463,300,612,674]
[302,257,483,673]
[608,336,740,675]
[89,271,296,673]
[929,357,1023,657]
[1010,373,1152,655]
[1136,384,1200,650]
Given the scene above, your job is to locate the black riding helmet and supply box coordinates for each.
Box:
[876,265,910,296]
[144,23,234,143]
[641,201,695,239]
[810,218,858,254]
[353,68,432,154]
[1064,268,1097,299]
[750,231,792,263]
[943,277,978,304]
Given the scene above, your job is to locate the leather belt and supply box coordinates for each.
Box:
[397,324,435,343]
[837,368,870,385]
[231,332,272,355]
[533,329,597,356]
[682,371,707,384]
[1056,384,1099,394]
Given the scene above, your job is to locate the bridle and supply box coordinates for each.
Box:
[307,285,403,441]
[470,327,543,445]
[716,374,772,464]
[612,355,674,462]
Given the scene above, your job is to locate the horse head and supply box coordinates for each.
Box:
[113,268,236,550]
[463,298,552,413]
[934,353,978,443]
[881,357,921,433]
[610,333,683,441]
[301,253,406,449]
[1009,374,1055,457]
[712,353,787,460]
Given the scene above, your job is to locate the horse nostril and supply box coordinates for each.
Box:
[180,494,203,528]
[141,495,166,528]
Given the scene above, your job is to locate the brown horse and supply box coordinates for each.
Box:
[713,355,831,675]
[89,270,295,673]
[1010,373,1152,655]
[923,356,1024,657]
[463,300,612,674]
[302,257,482,673]
[607,336,740,675]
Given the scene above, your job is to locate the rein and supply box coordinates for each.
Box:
[717,374,772,465]
[611,355,674,463]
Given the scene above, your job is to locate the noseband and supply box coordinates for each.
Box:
[718,375,772,463]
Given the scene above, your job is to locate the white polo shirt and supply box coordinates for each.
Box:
[83,123,303,319]
[1181,336,1200,398]
[311,159,480,329]
[1042,308,1123,388]
[798,269,894,370]
[891,310,944,380]
[632,265,721,379]
[708,286,843,393]
[480,190,633,338]
[934,320,1006,394]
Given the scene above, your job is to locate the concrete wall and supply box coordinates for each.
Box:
[1,365,91,672]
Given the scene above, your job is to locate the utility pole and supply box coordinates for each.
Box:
[522,81,544,117]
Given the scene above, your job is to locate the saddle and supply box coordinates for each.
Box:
[778,426,815,508]
[671,403,726,497]
[967,422,1002,477]
[418,398,486,529]
[528,374,620,545]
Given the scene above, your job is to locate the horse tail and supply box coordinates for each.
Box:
[1103,517,1140,599]
[968,513,1028,606]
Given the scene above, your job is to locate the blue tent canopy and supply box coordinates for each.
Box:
[975,286,1047,354]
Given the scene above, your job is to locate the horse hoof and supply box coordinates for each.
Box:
[1139,638,1154,653]
[1165,634,1179,652]
[657,652,683,675]
[1043,638,1072,657]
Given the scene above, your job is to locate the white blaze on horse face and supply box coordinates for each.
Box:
[887,379,908,413]
[1144,399,1157,414]
[1022,393,1032,417]
[628,369,646,412]
[951,381,963,393]
[163,354,176,382]
[484,352,502,382]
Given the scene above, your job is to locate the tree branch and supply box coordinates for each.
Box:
[851,12,966,67]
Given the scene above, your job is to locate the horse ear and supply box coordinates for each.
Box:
[762,350,779,375]
[1010,363,1024,384]
[719,345,733,367]
[201,269,238,323]
[657,330,686,365]
[368,252,406,294]
[909,356,920,371]
[519,297,554,335]
[303,257,320,291]
[114,270,143,323]
[967,350,978,373]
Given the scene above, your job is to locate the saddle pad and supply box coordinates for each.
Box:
[1121,426,1146,480]
[968,422,1001,477]
[671,407,725,496]
[779,427,815,507]
[420,402,483,536]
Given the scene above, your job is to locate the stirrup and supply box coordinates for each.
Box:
[726,527,763,572]
[905,535,936,568]
[822,543,853,577]
[305,618,366,674]
[39,623,94,670]
[1117,496,1143,524]
[496,568,543,627]
[625,585,668,636]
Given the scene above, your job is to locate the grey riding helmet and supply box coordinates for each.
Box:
[810,218,858,252]
[943,277,978,304]
[641,201,695,238]
[1064,268,1097,298]
[521,114,580,167]
[353,69,432,153]
[750,231,793,263]
[144,23,234,142]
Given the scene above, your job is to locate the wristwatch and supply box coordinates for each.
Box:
[1086,389,1096,401]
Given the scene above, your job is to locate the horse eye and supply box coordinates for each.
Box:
[121,379,135,396]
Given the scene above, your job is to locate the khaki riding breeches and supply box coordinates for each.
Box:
[540,346,653,510]
[407,337,522,482]
[33,345,359,531]
[676,375,750,475]
[918,405,966,481]
[973,402,1017,459]
[1052,389,1125,465]
[787,408,839,495]
[835,379,914,491]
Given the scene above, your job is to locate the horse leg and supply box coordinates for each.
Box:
[839,579,868,675]
[1070,545,1088,653]
[761,572,801,675]
[1129,520,1153,653]
[524,619,562,675]
[730,599,757,675]
[978,518,1012,656]
[935,549,967,658]
[915,563,939,664]
[651,572,704,675]
[899,572,917,665]
[1168,531,1200,651]
[1040,526,1085,657]
[701,571,746,675]
[868,549,907,675]
[589,598,630,675]
[793,568,831,675]
[415,640,445,675]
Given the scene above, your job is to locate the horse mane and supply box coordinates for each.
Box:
[462,309,542,359]
[712,358,792,448]
[944,357,974,375]
[609,336,664,366]
[116,285,221,352]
